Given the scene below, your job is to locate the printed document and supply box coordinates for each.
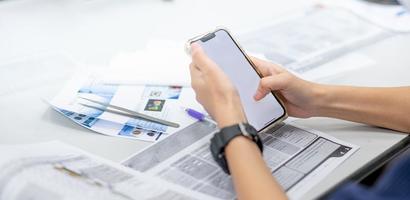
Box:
[50,72,203,142]
[329,0,410,32]
[239,5,391,76]
[0,141,215,200]
[123,122,359,200]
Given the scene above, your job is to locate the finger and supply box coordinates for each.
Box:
[189,63,200,81]
[253,74,289,101]
[254,82,271,101]
[189,62,201,78]
[268,63,286,74]
[190,43,219,73]
[250,56,271,76]
[189,63,202,88]
[250,56,285,76]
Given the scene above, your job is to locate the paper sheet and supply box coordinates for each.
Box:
[50,72,204,142]
[301,53,376,82]
[328,0,410,33]
[239,4,392,78]
[102,40,191,87]
[122,122,359,200]
[0,141,216,200]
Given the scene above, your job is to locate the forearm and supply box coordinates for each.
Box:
[225,136,287,200]
[315,86,410,133]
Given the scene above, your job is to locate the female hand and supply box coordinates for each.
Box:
[189,43,323,126]
[189,43,246,128]
[252,58,322,118]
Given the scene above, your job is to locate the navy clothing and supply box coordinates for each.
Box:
[329,155,410,200]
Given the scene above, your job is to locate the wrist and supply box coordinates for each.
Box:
[215,112,247,129]
[214,104,247,129]
[311,84,335,117]
[210,123,263,174]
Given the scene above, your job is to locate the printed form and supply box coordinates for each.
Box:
[123,122,359,200]
[0,141,216,200]
[239,4,392,78]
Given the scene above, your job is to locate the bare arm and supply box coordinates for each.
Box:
[252,58,410,133]
[315,86,410,133]
[225,136,287,200]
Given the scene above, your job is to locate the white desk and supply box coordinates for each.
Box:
[0,0,409,199]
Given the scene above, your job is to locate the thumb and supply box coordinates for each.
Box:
[254,74,288,101]
[191,42,218,73]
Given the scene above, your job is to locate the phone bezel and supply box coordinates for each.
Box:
[187,28,288,133]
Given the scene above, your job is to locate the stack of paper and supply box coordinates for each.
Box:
[50,70,204,142]
[49,40,206,142]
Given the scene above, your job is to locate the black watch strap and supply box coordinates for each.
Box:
[210,123,263,174]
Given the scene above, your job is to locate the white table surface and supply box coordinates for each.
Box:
[0,0,409,199]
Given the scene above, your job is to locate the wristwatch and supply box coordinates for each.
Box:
[210,123,263,174]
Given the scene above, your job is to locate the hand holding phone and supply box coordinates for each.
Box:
[188,28,287,132]
[189,43,248,129]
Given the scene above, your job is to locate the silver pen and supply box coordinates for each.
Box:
[78,96,180,128]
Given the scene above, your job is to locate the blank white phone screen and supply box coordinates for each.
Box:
[196,29,285,131]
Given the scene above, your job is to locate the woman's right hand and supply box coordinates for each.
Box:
[252,57,324,118]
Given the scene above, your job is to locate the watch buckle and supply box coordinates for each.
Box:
[238,123,251,138]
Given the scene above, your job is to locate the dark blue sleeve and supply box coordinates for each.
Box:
[328,155,410,200]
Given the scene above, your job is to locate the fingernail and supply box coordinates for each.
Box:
[253,93,260,101]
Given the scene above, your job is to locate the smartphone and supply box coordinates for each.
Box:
[187,28,287,132]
